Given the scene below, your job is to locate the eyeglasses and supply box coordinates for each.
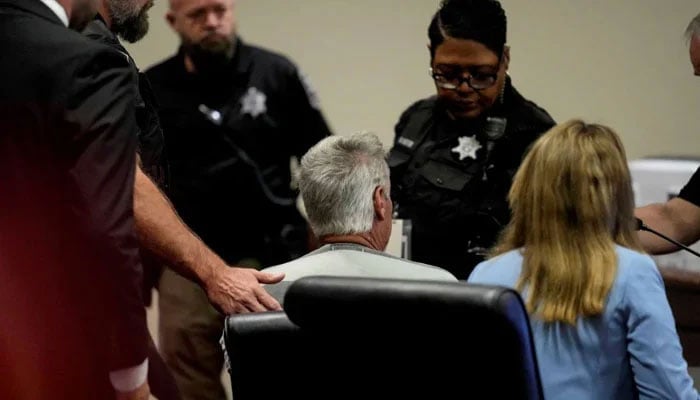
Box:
[429,68,498,91]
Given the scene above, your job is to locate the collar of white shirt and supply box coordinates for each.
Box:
[38,0,69,27]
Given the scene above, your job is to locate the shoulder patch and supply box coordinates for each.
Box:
[397,137,415,149]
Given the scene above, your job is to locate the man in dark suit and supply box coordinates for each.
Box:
[0,0,149,399]
[81,2,287,395]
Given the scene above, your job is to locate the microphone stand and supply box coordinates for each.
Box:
[481,117,507,181]
[636,218,700,258]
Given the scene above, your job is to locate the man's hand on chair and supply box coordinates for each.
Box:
[204,266,284,314]
[115,382,150,400]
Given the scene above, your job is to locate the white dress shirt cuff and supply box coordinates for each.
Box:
[109,358,149,392]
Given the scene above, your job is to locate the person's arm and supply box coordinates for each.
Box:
[284,68,332,157]
[115,382,149,400]
[278,67,331,251]
[624,255,700,399]
[67,48,150,396]
[635,197,700,254]
[133,164,283,313]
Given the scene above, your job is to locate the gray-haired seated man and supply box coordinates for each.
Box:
[219,132,457,370]
[262,132,457,303]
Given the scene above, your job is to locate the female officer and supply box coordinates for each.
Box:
[389,0,555,279]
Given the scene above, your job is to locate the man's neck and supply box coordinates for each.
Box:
[319,233,383,251]
[54,0,69,12]
[184,54,197,74]
[97,4,111,28]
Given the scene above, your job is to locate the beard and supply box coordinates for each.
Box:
[183,34,236,76]
[109,0,151,43]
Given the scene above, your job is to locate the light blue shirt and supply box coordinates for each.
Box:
[468,246,699,400]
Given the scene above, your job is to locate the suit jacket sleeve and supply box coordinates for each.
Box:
[63,47,149,371]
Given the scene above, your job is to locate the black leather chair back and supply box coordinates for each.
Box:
[224,276,544,399]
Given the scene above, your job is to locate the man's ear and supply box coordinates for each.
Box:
[373,186,389,221]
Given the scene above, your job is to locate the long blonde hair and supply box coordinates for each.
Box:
[491,119,642,324]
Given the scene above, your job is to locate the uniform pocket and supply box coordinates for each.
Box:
[418,159,474,191]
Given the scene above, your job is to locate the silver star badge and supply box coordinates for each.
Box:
[451,136,482,160]
[240,87,267,118]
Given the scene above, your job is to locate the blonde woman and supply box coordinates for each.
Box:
[468,120,699,399]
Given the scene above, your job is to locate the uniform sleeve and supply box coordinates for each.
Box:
[392,100,424,145]
[284,67,332,157]
[65,47,149,371]
[623,255,699,399]
[678,167,700,207]
[388,100,426,212]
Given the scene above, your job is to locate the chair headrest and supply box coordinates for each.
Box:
[283,275,525,333]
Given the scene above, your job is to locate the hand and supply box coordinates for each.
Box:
[205,266,284,314]
[115,381,149,400]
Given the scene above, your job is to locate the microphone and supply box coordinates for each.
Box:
[199,104,224,126]
[481,117,507,181]
[635,217,700,258]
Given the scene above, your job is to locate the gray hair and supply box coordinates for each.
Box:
[686,12,700,40]
[299,132,390,237]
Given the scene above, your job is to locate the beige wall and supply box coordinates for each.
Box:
[126,0,700,159]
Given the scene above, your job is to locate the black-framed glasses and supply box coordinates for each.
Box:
[429,67,498,91]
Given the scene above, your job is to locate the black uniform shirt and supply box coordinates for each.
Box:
[83,16,169,189]
[679,167,700,207]
[389,79,555,278]
[146,39,331,264]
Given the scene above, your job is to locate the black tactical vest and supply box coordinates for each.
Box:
[389,83,555,278]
